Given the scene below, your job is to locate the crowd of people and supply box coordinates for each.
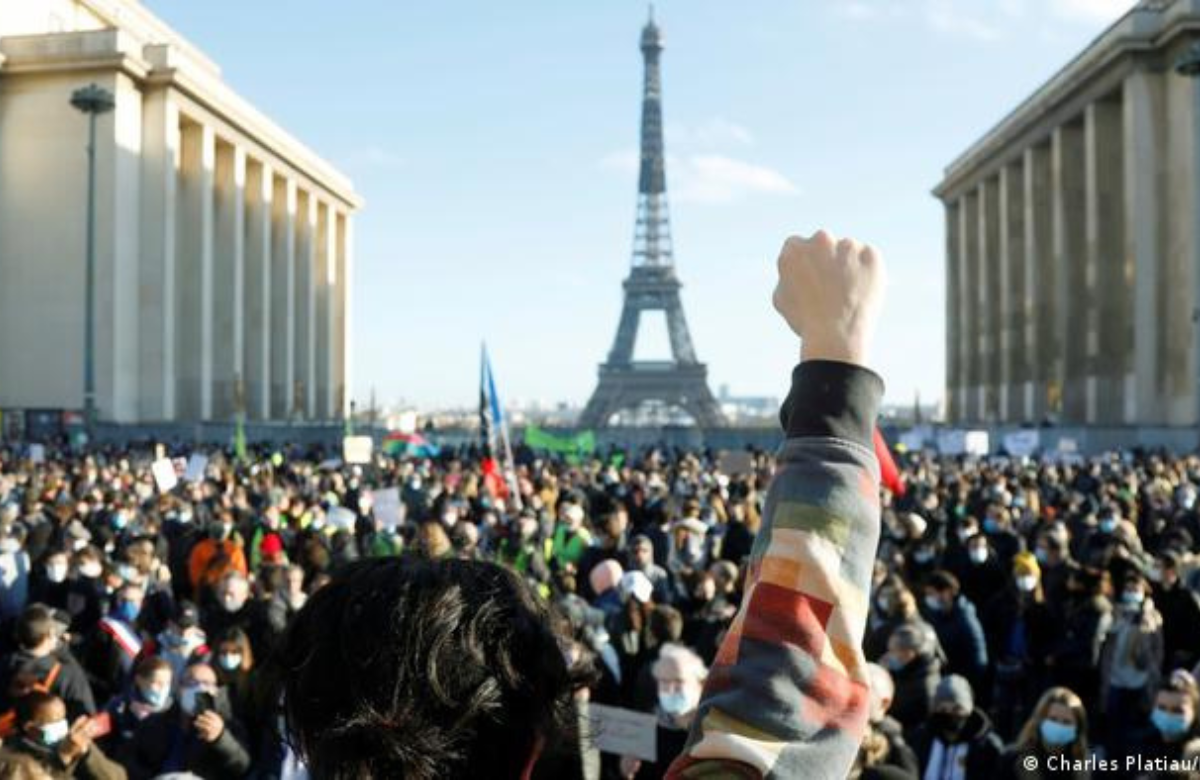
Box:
[0,437,1198,779]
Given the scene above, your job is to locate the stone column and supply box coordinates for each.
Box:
[1086,96,1130,425]
[212,141,245,421]
[244,160,273,420]
[336,212,352,418]
[961,191,980,422]
[317,200,335,419]
[176,120,215,421]
[1002,159,1027,424]
[1026,143,1054,422]
[979,178,1002,422]
[293,190,317,419]
[270,176,296,419]
[1052,121,1087,423]
[945,199,962,423]
[138,90,179,421]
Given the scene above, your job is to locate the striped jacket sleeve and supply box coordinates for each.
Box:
[667,360,884,780]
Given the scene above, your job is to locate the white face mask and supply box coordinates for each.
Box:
[79,561,103,579]
[1016,575,1038,593]
[46,563,68,584]
[0,538,21,554]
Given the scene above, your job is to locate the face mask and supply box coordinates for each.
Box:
[38,719,69,746]
[876,595,892,613]
[913,549,935,564]
[0,538,21,554]
[117,563,138,582]
[1099,518,1117,534]
[46,563,68,584]
[1040,719,1077,746]
[78,560,102,578]
[138,686,168,711]
[658,689,695,716]
[1016,575,1038,593]
[221,594,245,613]
[1151,708,1192,739]
[1034,548,1050,565]
[983,518,1000,534]
[924,595,945,613]
[111,513,128,530]
[968,547,988,565]
[113,600,140,624]
[217,653,242,672]
[1122,590,1144,607]
[956,527,974,542]
[884,654,907,673]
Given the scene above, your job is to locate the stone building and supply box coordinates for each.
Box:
[0,0,361,428]
[934,0,1200,427]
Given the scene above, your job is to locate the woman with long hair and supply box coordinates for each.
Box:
[994,687,1091,779]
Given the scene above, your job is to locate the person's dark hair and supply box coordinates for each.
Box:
[14,690,57,728]
[648,604,684,646]
[925,570,960,596]
[134,655,172,681]
[278,556,592,779]
[15,604,56,651]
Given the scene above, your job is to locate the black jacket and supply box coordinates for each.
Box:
[115,696,252,780]
[889,652,942,735]
[1152,580,1200,672]
[912,709,1004,780]
[0,649,96,720]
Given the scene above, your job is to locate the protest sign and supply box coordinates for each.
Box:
[343,436,373,465]
[328,506,357,529]
[936,430,966,456]
[717,450,755,476]
[372,487,404,530]
[184,454,209,483]
[585,704,658,762]
[29,444,45,464]
[151,458,178,493]
[964,431,990,456]
[1002,430,1040,457]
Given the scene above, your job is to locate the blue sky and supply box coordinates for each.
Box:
[145,0,1136,413]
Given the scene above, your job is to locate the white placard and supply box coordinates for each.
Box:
[327,506,357,529]
[184,454,209,483]
[717,451,755,476]
[372,487,404,530]
[343,436,373,465]
[151,458,178,493]
[29,444,45,464]
[936,430,966,456]
[965,430,990,456]
[1057,437,1078,453]
[1002,430,1040,457]
[585,704,658,762]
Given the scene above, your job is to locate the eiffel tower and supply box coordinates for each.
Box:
[579,11,725,429]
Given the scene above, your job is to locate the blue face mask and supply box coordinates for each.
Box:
[924,595,945,613]
[884,654,907,672]
[983,518,1000,534]
[658,690,693,716]
[1034,548,1050,564]
[1151,708,1191,739]
[138,686,168,711]
[1122,590,1145,607]
[1039,719,1077,746]
[113,600,140,624]
[1099,518,1117,534]
[111,513,128,530]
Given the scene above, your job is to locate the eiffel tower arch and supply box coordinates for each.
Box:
[579,11,725,429]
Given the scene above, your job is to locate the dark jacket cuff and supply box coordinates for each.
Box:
[779,360,884,449]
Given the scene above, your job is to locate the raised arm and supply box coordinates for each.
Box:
[667,230,886,780]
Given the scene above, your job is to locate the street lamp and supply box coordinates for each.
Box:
[70,83,115,443]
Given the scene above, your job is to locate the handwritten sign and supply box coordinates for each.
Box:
[372,487,404,531]
[327,506,357,530]
[343,436,373,465]
[151,458,178,493]
[184,454,209,483]
[585,704,658,762]
[965,430,990,456]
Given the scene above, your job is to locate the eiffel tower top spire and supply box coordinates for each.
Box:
[634,7,672,267]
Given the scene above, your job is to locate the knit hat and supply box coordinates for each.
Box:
[934,674,974,712]
[1012,551,1040,578]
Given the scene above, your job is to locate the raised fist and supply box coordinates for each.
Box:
[773,230,886,368]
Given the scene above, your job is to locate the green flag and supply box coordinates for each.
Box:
[524,425,595,456]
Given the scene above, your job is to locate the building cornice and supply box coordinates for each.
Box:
[0,27,362,211]
[933,0,1200,202]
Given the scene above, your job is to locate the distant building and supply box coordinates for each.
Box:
[0,0,362,430]
[934,0,1200,427]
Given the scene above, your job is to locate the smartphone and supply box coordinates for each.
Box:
[194,691,216,716]
[88,711,113,738]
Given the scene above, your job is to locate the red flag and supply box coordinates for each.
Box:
[481,456,509,500]
[873,428,905,497]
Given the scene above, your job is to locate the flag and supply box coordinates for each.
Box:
[479,344,520,505]
[382,432,440,458]
[523,425,596,457]
[873,427,905,497]
[233,413,247,463]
